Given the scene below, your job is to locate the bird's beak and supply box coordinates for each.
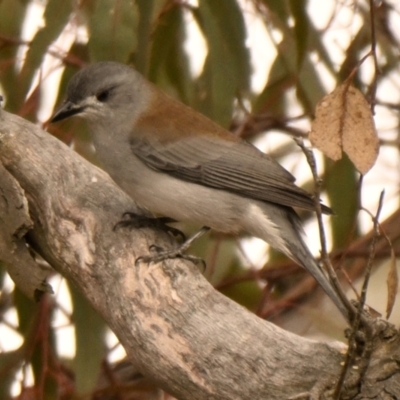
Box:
[50,101,84,123]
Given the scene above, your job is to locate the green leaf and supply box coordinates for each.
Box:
[148,4,192,104]
[0,0,28,111]
[289,0,309,69]
[20,0,74,102]
[70,284,107,394]
[260,1,326,112]
[308,23,336,76]
[194,0,251,126]
[0,350,22,399]
[51,43,88,118]
[86,0,137,63]
[264,0,289,22]
[164,24,193,105]
[134,0,154,74]
[132,0,167,74]
[296,55,327,112]
[254,55,293,115]
[201,0,251,90]
[14,286,35,335]
[325,156,359,248]
[14,292,59,400]
[219,274,263,312]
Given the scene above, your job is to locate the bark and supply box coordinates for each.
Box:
[0,109,399,400]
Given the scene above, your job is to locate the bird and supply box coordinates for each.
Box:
[51,61,349,319]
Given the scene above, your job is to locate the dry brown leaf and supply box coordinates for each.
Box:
[309,86,343,161]
[310,83,379,174]
[386,247,398,319]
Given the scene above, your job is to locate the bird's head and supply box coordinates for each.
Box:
[51,62,146,124]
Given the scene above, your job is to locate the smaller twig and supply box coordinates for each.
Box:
[379,228,397,319]
[331,176,365,299]
[366,0,381,113]
[0,33,29,46]
[294,138,354,317]
[342,1,380,113]
[346,50,373,83]
[359,191,385,311]
[334,190,385,399]
[356,191,385,363]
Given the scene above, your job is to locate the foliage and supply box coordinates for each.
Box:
[0,0,399,398]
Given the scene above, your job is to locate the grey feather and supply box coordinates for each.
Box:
[130,135,332,213]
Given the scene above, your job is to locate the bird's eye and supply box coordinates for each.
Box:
[96,89,111,102]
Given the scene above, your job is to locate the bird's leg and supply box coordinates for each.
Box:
[114,212,186,241]
[136,226,211,270]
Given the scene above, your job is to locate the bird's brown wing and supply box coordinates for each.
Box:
[130,135,332,214]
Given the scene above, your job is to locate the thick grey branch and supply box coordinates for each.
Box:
[0,110,348,399]
[0,160,51,298]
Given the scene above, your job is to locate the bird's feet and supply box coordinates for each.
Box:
[135,226,211,271]
[136,244,206,270]
[114,212,186,241]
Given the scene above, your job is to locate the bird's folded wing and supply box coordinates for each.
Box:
[130,135,331,213]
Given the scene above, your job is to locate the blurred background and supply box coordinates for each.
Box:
[0,0,399,398]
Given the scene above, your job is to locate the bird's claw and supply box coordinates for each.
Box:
[135,244,206,271]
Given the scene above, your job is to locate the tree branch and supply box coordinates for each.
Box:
[2,110,395,399]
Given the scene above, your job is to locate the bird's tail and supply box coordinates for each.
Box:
[282,211,349,319]
[246,202,349,319]
[289,239,349,319]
